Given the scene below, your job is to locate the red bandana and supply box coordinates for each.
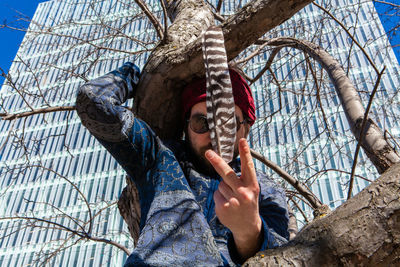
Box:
[182,69,256,126]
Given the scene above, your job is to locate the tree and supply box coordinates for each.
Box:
[1,0,400,265]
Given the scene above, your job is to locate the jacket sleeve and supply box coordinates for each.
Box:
[228,172,289,265]
[75,62,158,179]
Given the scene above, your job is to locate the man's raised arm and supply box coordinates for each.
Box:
[75,63,159,179]
[75,62,140,142]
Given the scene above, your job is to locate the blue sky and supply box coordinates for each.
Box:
[0,1,399,85]
[374,0,400,63]
[0,1,44,84]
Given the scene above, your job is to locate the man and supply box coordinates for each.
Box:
[76,62,289,266]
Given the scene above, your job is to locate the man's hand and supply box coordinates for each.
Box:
[205,138,262,261]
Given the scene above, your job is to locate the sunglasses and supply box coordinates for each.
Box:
[188,114,246,134]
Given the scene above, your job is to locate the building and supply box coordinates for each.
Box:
[0,0,399,265]
[0,0,157,265]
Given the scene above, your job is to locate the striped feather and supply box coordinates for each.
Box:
[202,25,236,163]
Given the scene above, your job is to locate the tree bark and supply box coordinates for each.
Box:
[134,0,314,139]
[118,176,141,246]
[244,162,400,266]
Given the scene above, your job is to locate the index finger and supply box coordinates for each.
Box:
[205,150,240,189]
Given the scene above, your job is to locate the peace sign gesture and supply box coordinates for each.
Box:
[205,138,263,261]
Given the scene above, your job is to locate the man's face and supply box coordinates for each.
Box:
[187,101,248,172]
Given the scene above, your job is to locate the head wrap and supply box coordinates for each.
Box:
[182,69,256,125]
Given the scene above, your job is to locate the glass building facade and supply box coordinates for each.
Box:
[0,0,399,265]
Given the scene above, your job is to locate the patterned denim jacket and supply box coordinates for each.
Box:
[76,62,289,266]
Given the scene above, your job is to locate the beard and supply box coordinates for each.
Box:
[192,143,215,175]
[186,137,239,176]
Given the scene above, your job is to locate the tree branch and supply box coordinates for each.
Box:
[250,149,323,210]
[373,0,400,8]
[265,37,400,173]
[159,0,168,43]
[1,106,75,120]
[347,67,386,199]
[134,0,164,40]
[312,2,380,74]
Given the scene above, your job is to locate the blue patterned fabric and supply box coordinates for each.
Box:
[76,62,289,266]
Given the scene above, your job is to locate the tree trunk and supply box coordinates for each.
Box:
[118,176,141,246]
[244,162,400,266]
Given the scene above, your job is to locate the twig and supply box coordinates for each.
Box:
[305,56,330,133]
[16,55,50,107]
[373,0,400,8]
[289,196,309,223]
[134,0,164,40]
[28,164,94,235]
[250,49,282,85]
[23,197,86,233]
[307,168,372,183]
[1,215,130,255]
[159,0,168,43]
[1,106,75,120]
[235,43,280,65]
[347,67,386,199]
[89,236,130,255]
[313,2,379,74]
[0,120,16,152]
[250,148,323,209]
[263,67,283,120]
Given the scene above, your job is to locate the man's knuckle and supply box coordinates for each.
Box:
[242,193,253,203]
[237,188,255,203]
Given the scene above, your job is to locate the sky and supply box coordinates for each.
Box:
[0,0,44,84]
[0,0,399,85]
[374,0,400,63]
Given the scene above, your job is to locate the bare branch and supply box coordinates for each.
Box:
[216,0,223,12]
[250,48,282,85]
[305,56,330,133]
[159,0,168,43]
[1,215,130,255]
[88,236,130,255]
[134,0,164,40]
[289,196,309,223]
[347,67,386,199]
[250,148,323,210]
[312,2,380,74]
[1,106,75,120]
[15,55,50,106]
[373,0,400,8]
